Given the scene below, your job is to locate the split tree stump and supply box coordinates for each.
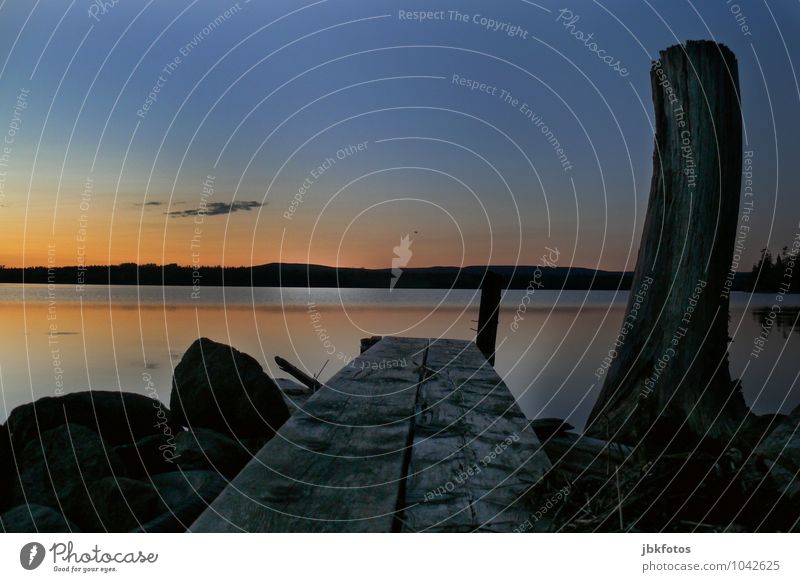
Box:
[586,41,748,449]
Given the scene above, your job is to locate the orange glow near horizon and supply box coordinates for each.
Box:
[0,209,634,271]
[0,182,635,271]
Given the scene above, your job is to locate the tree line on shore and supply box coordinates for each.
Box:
[0,252,793,292]
[750,246,800,293]
[0,261,743,291]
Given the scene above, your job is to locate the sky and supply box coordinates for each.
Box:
[0,0,797,271]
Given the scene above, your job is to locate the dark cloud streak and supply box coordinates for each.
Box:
[166,200,265,218]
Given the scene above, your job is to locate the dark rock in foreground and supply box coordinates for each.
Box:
[530,418,575,441]
[174,428,251,478]
[275,378,313,415]
[151,470,228,509]
[136,471,228,532]
[170,338,289,439]
[11,423,124,510]
[0,368,285,531]
[61,476,166,532]
[736,404,800,531]
[1,504,79,533]
[753,405,800,473]
[6,390,169,453]
[113,433,179,479]
[0,426,12,513]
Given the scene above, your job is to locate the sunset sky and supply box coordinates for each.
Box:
[0,0,797,270]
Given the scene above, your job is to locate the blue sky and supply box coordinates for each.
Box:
[0,0,797,270]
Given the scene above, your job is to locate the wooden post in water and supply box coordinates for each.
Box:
[586,41,748,449]
[476,271,501,365]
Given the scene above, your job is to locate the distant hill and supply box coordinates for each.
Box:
[0,262,754,291]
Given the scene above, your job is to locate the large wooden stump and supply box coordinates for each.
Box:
[586,41,748,449]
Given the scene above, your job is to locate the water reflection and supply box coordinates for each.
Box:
[752,307,800,337]
[1,285,798,427]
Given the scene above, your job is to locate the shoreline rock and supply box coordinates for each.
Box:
[6,390,170,454]
[1,504,79,533]
[169,337,290,439]
[0,338,293,532]
[11,423,124,511]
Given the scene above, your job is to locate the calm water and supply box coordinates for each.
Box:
[1,284,798,428]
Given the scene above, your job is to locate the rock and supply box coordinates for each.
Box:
[11,423,124,509]
[0,425,12,513]
[174,428,251,477]
[150,470,227,509]
[755,408,800,472]
[1,504,79,533]
[531,418,575,441]
[6,390,171,453]
[62,476,167,532]
[113,433,180,478]
[242,436,270,455]
[736,412,789,454]
[275,378,313,415]
[738,408,800,531]
[739,457,800,531]
[137,471,227,532]
[170,338,289,439]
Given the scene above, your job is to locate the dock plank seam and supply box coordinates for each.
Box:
[392,339,430,532]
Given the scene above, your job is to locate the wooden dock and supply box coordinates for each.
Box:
[191,337,550,532]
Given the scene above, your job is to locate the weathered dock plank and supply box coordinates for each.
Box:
[191,337,549,532]
[192,336,426,532]
[401,339,550,531]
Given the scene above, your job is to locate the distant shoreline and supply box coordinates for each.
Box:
[0,262,757,291]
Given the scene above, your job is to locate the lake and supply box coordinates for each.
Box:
[1,284,798,428]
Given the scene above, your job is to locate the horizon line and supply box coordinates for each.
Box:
[0,262,757,275]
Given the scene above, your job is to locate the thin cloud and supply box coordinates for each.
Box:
[134,201,164,207]
[166,200,265,218]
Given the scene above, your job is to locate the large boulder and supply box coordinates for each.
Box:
[735,412,789,455]
[0,425,12,513]
[138,471,228,532]
[275,378,313,415]
[6,390,170,453]
[151,470,228,509]
[753,406,800,472]
[738,457,800,532]
[11,423,124,509]
[170,338,289,439]
[113,433,180,479]
[174,428,251,478]
[737,405,800,531]
[1,504,79,533]
[61,476,167,532]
